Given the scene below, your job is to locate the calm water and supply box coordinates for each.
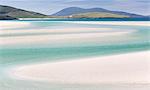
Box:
[0,21,150,90]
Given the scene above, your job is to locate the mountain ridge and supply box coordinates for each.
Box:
[0,5,148,20]
[52,7,144,17]
[0,5,48,18]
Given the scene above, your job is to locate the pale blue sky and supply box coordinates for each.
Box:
[0,0,149,15]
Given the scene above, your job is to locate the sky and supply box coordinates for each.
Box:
[0,0,149,15]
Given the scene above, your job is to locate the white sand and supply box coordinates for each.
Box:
[0,21,30,29]
[10,51,150,84]
[0,28,134,45]
[0,28,113,35]
[70,21,150,26]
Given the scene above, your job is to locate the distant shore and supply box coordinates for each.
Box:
[18,18,64,20]
[16,17,150,21]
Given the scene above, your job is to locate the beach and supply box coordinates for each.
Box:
[10,51,150,84]
[0,28,134,45]
[0,21,30,29]
[70,21,150,26]
[0,21,149,90]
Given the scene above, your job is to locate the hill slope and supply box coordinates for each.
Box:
[0,15,17,20]
[0,5,48,18]
[53,7,109,16]
[71,12,129,18]
[53,7,143,18]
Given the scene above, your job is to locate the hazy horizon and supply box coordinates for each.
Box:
[0,0,149,15]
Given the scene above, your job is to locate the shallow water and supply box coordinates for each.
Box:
[0,21,150,90]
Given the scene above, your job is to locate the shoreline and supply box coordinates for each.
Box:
[0,21,30,29]
[69,21,150,26]
[9,51,150,84]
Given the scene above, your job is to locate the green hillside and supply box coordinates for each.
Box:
[0,15,17,20]
[71,12,129,18]
[0,5,48,18]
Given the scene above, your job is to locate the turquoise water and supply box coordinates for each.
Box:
[0,21,150,90]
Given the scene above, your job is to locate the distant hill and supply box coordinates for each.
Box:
[52,7,144,18]
[71,12,129,18]
[0,5,148,20]
[0,5,48,18]
[0,15,17,20]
